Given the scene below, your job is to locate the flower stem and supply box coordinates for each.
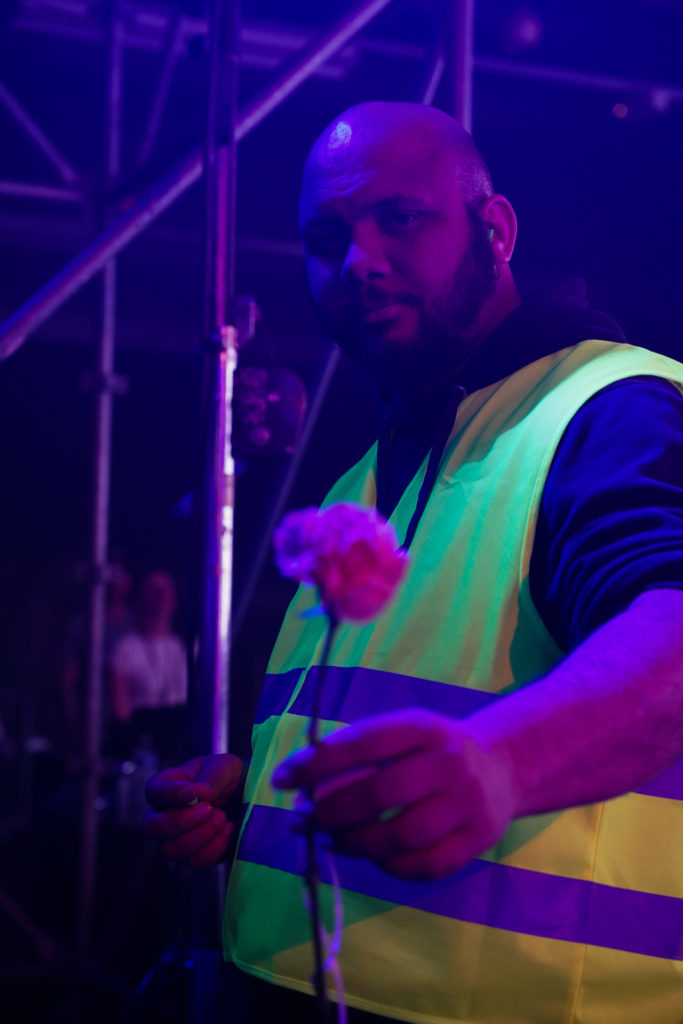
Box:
[308,614,338,747]
[306,613,338,1022]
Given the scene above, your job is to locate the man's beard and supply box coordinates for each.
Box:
[318,205,498,395]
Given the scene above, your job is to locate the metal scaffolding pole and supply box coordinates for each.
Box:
[474,55,683,103]
[76,0,124,969]
[137,8,185,168]
[178,8,241,1012]
[420,47,446,107]
[0,77,80,185]
[447,0,475,132]
[0,181,84,202]
[195,0,240,773]
[0,0,395,362]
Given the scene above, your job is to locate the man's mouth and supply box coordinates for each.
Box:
[359,302,405,324]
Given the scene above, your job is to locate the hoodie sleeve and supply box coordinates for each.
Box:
[529,375,683,651]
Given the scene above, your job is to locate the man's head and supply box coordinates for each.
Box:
[299,102,519,397]
[138,571,176,629]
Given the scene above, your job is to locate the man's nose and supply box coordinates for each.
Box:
[340,232,391,283]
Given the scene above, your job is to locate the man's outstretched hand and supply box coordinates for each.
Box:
[272,709,517,880]
[144,754,244,870]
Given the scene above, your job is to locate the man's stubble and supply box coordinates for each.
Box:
[315,204,498,396]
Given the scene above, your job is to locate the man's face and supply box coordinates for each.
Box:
[141,572,176,620]
[299,125,497,391]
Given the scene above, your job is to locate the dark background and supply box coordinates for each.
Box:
[0,0,682,1020]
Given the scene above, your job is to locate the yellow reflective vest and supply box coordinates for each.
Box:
[224,340,683,1024]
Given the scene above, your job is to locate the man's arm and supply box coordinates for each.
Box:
[467,586,683,815]
[273,587,683,879]
[530,377,683,650]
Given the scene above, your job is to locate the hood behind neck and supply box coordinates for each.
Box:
[382,279,628,429]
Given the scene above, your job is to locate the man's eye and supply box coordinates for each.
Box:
[393,212,417,225]
[381,211,420,232]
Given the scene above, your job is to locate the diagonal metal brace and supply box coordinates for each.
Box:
[0,78,80,185]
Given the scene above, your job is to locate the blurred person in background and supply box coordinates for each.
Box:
[109,570,187,762]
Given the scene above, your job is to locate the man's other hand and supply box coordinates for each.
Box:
[144,754,244,870]
[272,710,517,880]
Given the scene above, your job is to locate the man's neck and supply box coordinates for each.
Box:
[476,275,521,344]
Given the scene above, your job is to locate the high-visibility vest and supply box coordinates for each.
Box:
[224,340,683,1024]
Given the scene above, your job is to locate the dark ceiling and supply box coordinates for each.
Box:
[2,0,683,353]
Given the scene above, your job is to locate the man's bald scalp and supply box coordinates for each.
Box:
[302,101,494,207]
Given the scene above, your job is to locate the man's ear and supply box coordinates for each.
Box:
[480,194,518,264]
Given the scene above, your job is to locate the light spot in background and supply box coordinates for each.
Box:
[504,8,544,52]
[329,120,352,148]
[651,89,672,114]
[514,11,543,47]
[612,102,629,119]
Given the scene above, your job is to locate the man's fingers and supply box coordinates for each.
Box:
[144,758,205,809]
[194,754,244,802]
[145,779,199,810]
[161,809,228,860]
[145,754,244,810]
[144,801,214,840]
[331,793,459,860]
[314,750,445,829]
[272,709,448,789]
[384,827,483,881]
[187,826,233,870]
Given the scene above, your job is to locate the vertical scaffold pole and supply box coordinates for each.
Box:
[448,0,475,132]
[76,0,124,971]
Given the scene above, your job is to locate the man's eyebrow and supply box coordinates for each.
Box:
[368,194,429,209]
[302,194,429,226]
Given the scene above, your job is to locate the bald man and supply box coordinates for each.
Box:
[298,102,517,406]
[145,103,683,1024]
